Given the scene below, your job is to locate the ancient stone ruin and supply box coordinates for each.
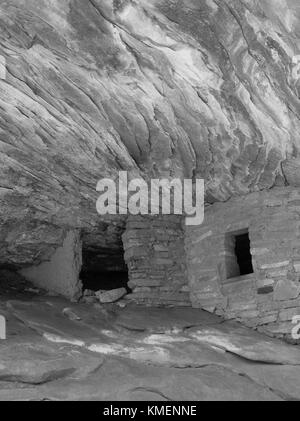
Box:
[16,191,300,342]
[0,0,300,402]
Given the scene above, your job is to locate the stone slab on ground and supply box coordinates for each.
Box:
[2,296,300,401]
[37,357,281,402]
[0,342,104,384]
[96,288,127,304]
[188,322,300,365]
[7,298,116,344]
[223,355,300,401]
[113,306,223,333]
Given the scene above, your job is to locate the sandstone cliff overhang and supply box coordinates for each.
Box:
[0,0,299,267]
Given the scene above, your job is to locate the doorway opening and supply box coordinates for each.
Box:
[80,247,130,293]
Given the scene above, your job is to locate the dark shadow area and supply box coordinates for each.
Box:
[234,232,254,276]
[80,247,130,293]
[81,271,130,292]
[0,268,45,298]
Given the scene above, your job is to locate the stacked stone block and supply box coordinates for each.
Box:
[185,187,300,341]
[123,215,190,307]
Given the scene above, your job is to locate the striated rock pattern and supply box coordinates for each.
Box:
[0,0,299,266]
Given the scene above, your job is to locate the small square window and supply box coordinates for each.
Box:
[225,229,254,279]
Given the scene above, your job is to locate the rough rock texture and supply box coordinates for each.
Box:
[0,342,104,384]
[2,296,300,401]
[0,0,299,266]
[185,186,300,340]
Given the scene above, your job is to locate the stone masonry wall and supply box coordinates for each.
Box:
[185,187,300,341]
[123,215,190,307]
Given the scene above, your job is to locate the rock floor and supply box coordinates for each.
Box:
[0,294,300,401]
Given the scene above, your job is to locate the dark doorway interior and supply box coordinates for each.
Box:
[234,232,254,276]
[81,270,129,292]
[80,248,130,293]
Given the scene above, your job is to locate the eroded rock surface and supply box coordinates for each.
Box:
[0,0,299,266]
[2,295,300,401]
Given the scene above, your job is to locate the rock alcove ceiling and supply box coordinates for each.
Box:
[0,0,299,268]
